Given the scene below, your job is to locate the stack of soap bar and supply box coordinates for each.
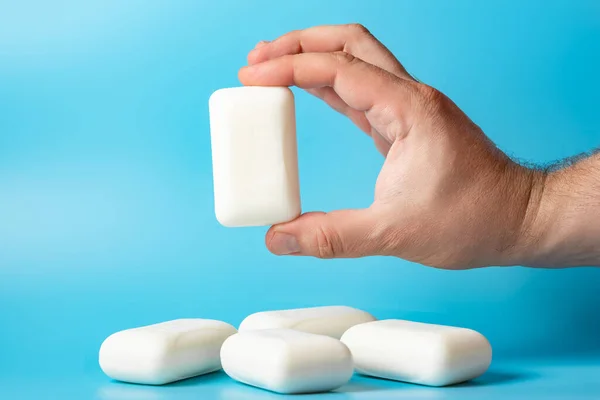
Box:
[99,319,237,385]
[221,329,353,394]
[239,305,376,339]
[341,319,492,386]
[209,86,301,227]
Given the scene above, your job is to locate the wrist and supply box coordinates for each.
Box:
[495,165,548,267]
[504,167,549,267]
[508,159,600,268]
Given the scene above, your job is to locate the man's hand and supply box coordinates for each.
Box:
[240,24,599,269]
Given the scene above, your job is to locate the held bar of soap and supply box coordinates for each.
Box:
[221,329,353,394]
[340,319,492,386]
[239,305,376,339]
[99,319,237,385]
[209,86,301,227]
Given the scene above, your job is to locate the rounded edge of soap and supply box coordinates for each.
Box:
[209,86,294,104]
[340,319,494,387]
[221,329,354,394]
[99,319,239,385]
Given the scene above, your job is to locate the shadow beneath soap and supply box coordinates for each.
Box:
[220,382,367,399]
[336,379,443,399]
[392,369,537,389]
[341,368,538,392]
[333,380,398,393]
[95,371,226,400]
[166,370,228,386]
[96,384,173,400]
[452,369,538,387]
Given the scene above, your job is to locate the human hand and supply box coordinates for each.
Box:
[239,24,545,269]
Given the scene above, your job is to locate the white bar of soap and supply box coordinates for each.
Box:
[340,319,492,386]
[239,305,376,339]
[221,329,353,394]
[99,319,237,385]
[209,86,301,227]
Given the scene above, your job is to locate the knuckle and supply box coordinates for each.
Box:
[343,24,374,54]
[348,23,371,36]
[287,30,304,52]
[314,226,338,259]
[332,51,357,65]
[417,84,449,116]
[379,226,409,257]
[419,85,446,106]
[361,209,397,256]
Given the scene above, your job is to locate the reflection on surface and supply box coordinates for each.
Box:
[97,384,167,400]
[219,377,398,399]
[220,381,447,400]
[454,371,536,387]
[220,385,353,400]
[339,369,537,399]
[95,368,532,400]
[95,372,229,400]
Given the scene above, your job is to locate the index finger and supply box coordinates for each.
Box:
[239,52,414,114]
[248,24,412,80]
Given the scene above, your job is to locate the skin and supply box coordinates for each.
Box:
[239,24,600,269]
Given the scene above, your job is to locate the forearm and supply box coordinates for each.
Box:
[520,152,600,267]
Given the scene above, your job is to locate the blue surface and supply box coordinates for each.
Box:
[2,360,600,399]
[1,0,599,398]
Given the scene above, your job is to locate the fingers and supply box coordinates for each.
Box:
[242,25,417,149]
[248,24,413,81]
[239,52,414,116]
[266,210,384,258]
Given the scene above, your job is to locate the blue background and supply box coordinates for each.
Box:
[1,0,599,398]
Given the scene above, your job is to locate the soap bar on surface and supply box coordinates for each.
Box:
[239,305,376,339]
[221,329,353,394]
[209,86,301,227]
[340,319,492,387]
[99,319,237,385]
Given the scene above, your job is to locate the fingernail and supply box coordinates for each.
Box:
[270,232,301,255]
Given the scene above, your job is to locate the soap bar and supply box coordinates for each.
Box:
[239,305,376,339]
[221,329,353,394]
[340,319,492,386]
[209,86,301,227]
[99,319,237,385]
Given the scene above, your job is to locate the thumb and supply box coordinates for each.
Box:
[266,209,383,259]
